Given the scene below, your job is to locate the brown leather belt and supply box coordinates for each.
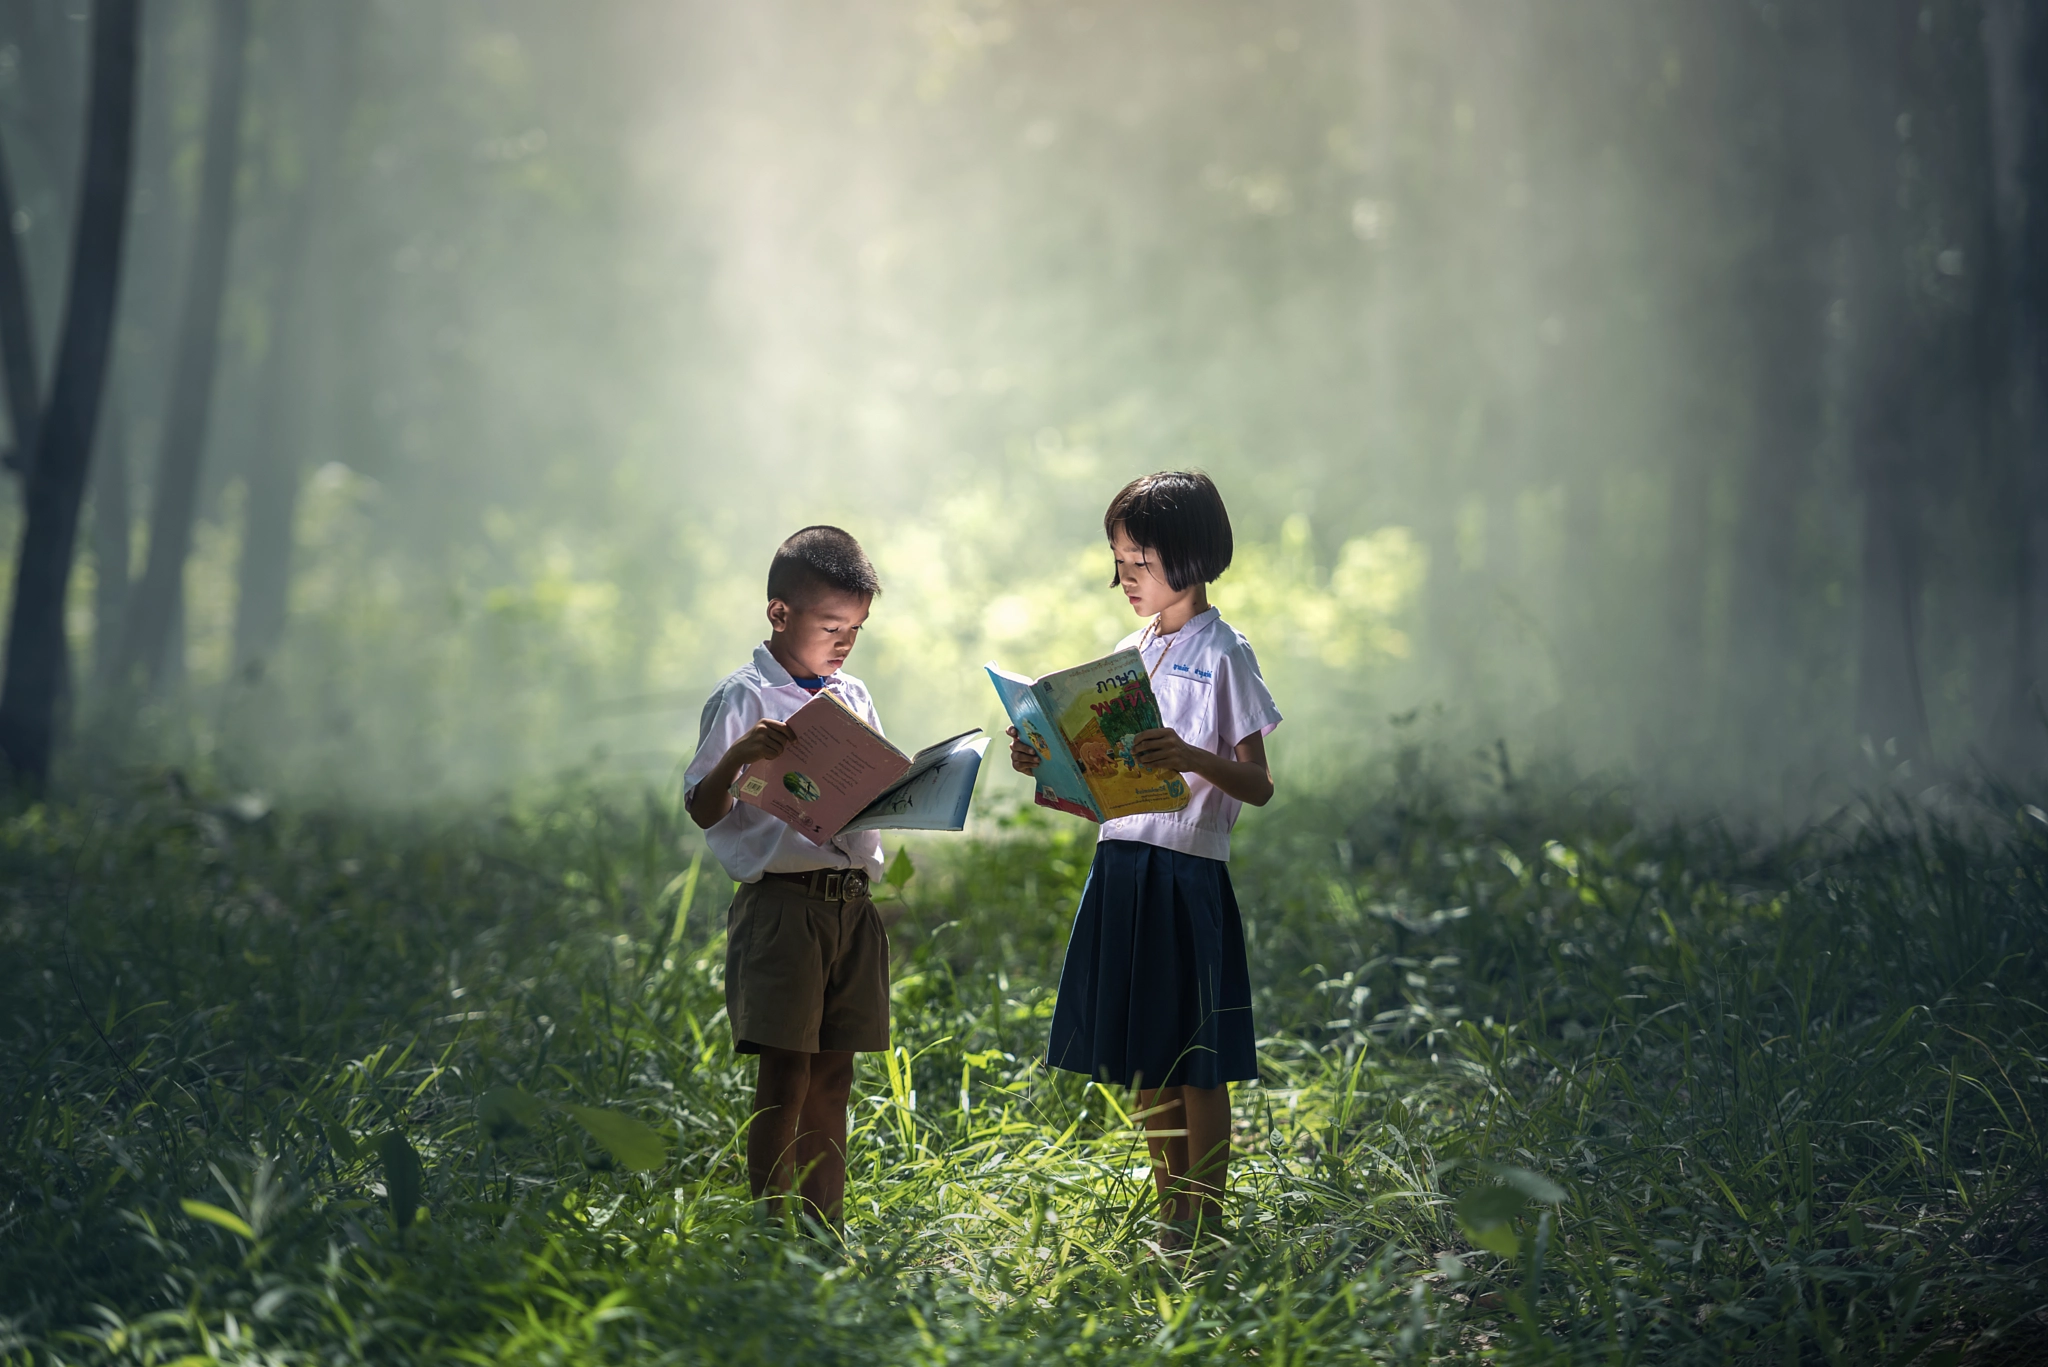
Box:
[759,868,871,902]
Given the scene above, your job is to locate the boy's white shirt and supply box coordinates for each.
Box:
[1098,606,1282,862]
[683,643,887,884]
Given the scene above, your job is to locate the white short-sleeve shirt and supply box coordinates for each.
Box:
[1097,607,1282,862]
[682,643,888,884]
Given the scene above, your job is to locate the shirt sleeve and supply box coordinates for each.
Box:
[842,679,885,739]
[682,679,762,800]
[1215,638,1283,748]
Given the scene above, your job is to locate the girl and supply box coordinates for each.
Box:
[1010,470,1281,1239]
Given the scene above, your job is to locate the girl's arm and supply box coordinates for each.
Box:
[1130,728,1273,807]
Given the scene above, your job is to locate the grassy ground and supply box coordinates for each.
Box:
[2,767,2044,1364]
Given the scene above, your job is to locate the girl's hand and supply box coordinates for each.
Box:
[1130,727,1200,774]
[1007,726,1042,775]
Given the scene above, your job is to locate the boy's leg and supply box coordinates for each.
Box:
[1179,1083,1232,1220]
[794,1049,855,1224]
[750,1045,813,1203]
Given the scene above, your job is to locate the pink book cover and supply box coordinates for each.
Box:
[730,690,911,843]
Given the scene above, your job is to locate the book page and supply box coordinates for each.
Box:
[840,734,989,832]
[731,691,911,842]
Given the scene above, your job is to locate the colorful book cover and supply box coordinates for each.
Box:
[985,649,1191,822]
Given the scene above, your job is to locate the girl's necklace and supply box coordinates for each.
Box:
[1143,617,1180,674]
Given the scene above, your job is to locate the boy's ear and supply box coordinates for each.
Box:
[766,598,792,634]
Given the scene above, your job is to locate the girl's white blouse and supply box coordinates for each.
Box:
[1097,607,1282,862]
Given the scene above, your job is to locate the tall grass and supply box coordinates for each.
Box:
[1,770,2042,1364]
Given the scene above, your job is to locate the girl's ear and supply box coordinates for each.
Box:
[766,598,792,634]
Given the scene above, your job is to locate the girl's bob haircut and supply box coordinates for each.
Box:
[1104,471,1234,592]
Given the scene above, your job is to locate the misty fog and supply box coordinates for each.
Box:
[5,0,2041,810]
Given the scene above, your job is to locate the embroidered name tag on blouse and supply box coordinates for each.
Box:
[1164,661,1214,683]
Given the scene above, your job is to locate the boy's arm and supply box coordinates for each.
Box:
[686,719,798,829]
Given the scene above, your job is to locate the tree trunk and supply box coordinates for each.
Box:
[1846,1,1936,763]
[1720,3,1835,779]
[0,0,141,785]
[1854,420,1933,759]
[115,0,250,693]
[1986,0,2048,759]
[232,2,355,677]
[88,372,129,686]
[0,131,41,478]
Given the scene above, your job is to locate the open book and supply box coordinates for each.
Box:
[986,649,1191,822]
[731,690,987,842]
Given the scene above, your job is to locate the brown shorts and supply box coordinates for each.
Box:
[724,874,891,1054]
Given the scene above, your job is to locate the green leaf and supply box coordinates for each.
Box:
[180,1198,254,1240]
[1486,1163,1566,1205]
[885,846,916,890]
[1455,1183,1528,1257]
[478,1085,546,1139]
[563,1104,667,1172]
[378,1129,424,1231]
[323,1120,359,1162]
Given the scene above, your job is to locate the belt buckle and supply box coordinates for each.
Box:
[844,870,867,901]
[822,871,843,901]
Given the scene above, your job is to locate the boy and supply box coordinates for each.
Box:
[684,525,888,1226]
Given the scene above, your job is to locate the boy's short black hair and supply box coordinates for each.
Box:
[1103,471,1234,592]
[767,525,882,606]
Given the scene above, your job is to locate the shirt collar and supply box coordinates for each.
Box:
[1148,605,1220,650]
[753,642,798,688]
[753,642,844,694]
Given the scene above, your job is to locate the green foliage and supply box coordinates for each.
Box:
[884,844,916,890]
[1,774,2044,1364]
[560,1105,667,1173]
[377,1130,423,1233]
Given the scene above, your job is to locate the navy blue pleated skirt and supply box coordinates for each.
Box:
[1045,839,1258,1090]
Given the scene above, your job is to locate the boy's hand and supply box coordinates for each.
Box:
[687,718,797,830]
[1007,726,1042,775]
[1130,727,1200,774]
[726,719,797,768]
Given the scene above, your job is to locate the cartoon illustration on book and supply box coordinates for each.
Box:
[986,649,1190,822]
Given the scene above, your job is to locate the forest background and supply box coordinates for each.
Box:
[2,4,2047,1364]
[0,0,2041,809]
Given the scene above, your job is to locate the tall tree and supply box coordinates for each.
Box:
[88,375,130,685]
[115,0,250,692]
[1986,0,2048,760]
[1718,1,1841,777]
[0,0,141,785]
[232,2,355,676]
[0,131,40,475]
[1846,0,1934,760]
[2021,4,2048,754]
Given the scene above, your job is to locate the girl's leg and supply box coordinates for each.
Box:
[1179,1084,1232,1221]
[1135,1085,1189,1216]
